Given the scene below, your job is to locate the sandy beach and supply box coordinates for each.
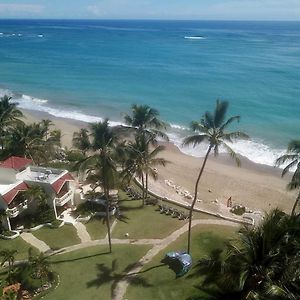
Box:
[21,109,296,215]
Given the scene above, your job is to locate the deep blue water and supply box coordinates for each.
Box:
[0,19,299,165]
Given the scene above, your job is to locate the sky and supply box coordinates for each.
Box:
[0,0,299,20]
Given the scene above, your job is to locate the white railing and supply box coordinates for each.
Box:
[55,190,73,206]
[7,200,28,218]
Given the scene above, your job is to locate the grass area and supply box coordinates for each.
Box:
[113,197,188,239]
[43,244,150,300]
[84,217,109,240]
[0,237,39,260]
[32,225,81,250]
[125,224,237,300]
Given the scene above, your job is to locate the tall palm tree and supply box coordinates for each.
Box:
[0,249,17,284]
[124,104,168,200]
[79,119,120,253]
[183,100,248,254]
[191,209,300,300]
[123,134,167,206]
[276,140,300,215]
[124,104,169,141]
[72,128,91,155]
[0,95,24,152]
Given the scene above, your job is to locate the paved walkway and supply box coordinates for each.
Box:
[73,222,92,243]
[20,218,239,300]
[112,219,238,300]
[20,232,51,253]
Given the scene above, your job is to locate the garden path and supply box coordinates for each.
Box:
[112,219,239,300]
[73,221,91,243]
[20,232,51,253]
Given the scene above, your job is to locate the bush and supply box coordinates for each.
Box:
[51,220,63,228]
[14,265,42,291]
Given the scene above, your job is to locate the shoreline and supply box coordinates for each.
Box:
[20,108,296,214]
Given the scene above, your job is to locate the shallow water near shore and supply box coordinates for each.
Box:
[0,19,299,166]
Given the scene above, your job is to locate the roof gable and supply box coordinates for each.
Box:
[2,182,29,205]
[0,156,32,171]
[51,173,74,194]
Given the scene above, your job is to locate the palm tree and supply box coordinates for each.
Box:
[276,140,300,215]
[4,120,61,164]
[0,249,17,284]
[124,104,168,201]
[191,209,300,300]
[72,128,91,155]
[0,95,23,153]
[124,104,168,141]
[23,186,47,206]
[78,119,120,253]
[28,250,50,286]
[183,100,248,254]
[123,134,167,205]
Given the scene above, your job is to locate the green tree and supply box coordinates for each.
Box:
[72,128,91,155]
[124,104,168,201]
[124,104,168,139]
[191,209,300,300]
[183,100,248,254]
[123,134,167,205]
[0,249,17,284]
[4,120,61,164]
[276,140,300,215]
[23,186,47,206]
[0,95,24,154]
[78,119,120,253]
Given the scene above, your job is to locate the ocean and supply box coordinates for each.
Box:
[0,19,299,166]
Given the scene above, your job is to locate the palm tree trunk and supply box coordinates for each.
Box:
[187,145,212,254]
[105,188,112,253]
[291,190,300,216]
[141,173,146,207]
[145,172,149,203]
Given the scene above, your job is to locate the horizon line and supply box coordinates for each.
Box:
[0,18,299,22]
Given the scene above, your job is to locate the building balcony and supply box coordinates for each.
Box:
[55,190,73,207]
[7,200,28,218]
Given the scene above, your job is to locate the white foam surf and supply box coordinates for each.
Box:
[0,88,288,169]
[184,36,206,40]
[168,131,286,169]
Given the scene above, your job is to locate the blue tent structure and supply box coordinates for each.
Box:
[163,251,192,277]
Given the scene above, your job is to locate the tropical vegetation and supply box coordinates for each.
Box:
[276,140,300,215]
[191,209,300,300]
[183,100,248,253]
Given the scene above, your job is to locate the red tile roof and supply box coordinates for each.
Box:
[0,156,32,170]
[51,173,74,194]
[2,182,29,205]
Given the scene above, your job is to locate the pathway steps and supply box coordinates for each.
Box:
[20,232,51,253]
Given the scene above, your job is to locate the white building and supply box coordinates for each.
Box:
[0,156,76,230]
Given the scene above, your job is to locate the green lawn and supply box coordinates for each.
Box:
[0,237,39,260]
[125,224,237,300]
[32,225,81,250]
[84,217,109,240]
[43,244,150,300]
[112,198,188,239]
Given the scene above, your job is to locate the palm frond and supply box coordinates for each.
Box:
[220,116,241,131]
[214,100,229,128]
[182,134,208,147]
[222,142,241,166]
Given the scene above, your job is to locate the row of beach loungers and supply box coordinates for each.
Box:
[124,186,143,200]
[157,204,189,220]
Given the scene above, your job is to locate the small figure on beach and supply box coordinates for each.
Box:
[227,197,232,208]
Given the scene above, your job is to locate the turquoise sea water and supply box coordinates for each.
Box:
[0,19,299,165]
